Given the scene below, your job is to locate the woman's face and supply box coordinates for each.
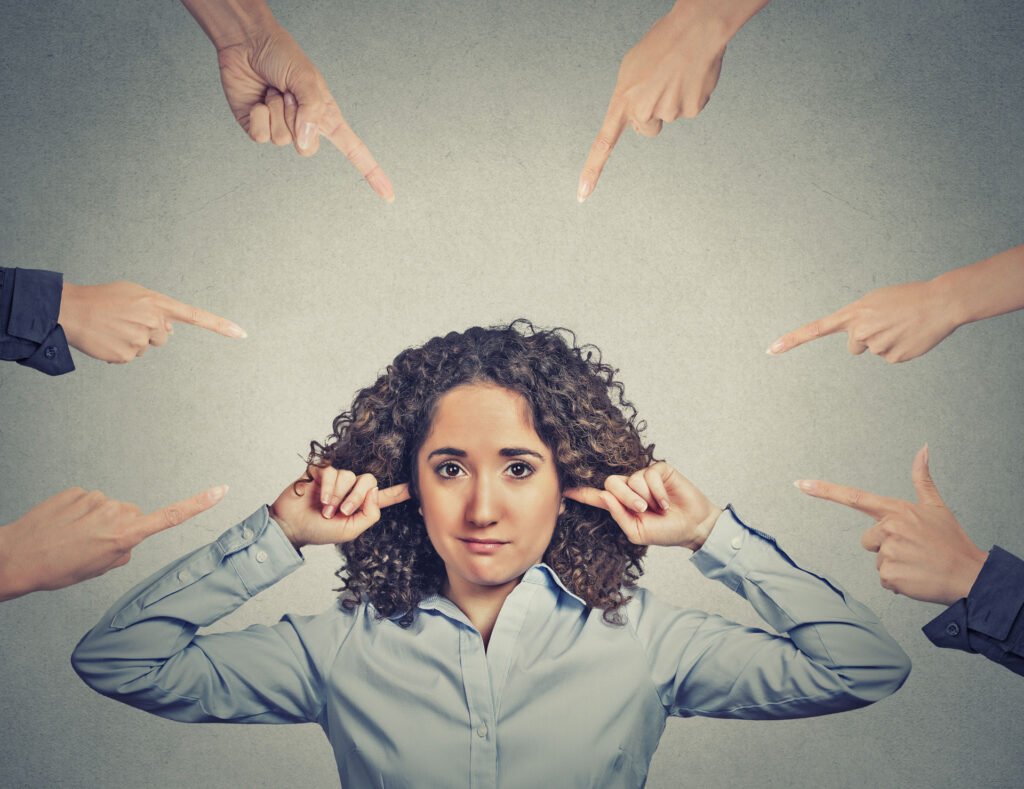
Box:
[416,383,563,602]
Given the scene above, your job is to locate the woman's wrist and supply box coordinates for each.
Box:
[679,505,723,552]
[669,0,770,43]
[267,508,305,552]
[180,0,277,51]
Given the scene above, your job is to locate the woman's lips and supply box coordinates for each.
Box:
[459,538,509,555]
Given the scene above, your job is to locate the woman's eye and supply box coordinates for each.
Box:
[436,462,464,479]
[506,462,534,479]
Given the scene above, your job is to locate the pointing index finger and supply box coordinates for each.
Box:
[795,479,900,520]
[137,485,228,540]
[163,296,247,339]
[767,309,848,355]
[578,100,627,203]
[379,484,411,508]
[320,102,394,203]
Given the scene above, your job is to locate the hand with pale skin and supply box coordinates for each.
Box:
[270,465,410,550]
[796,446,989,605]
[767,243,1024,363]
[58,280,246,364]
[0,485,227,602]
[564,461,722,552]
[180,0,394,202]
[578,0,771,202]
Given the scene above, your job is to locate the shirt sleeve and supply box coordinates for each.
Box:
[631,506,911,720]
[0,267,74,375]
[921,546,1024,677]
[71,506,342,724]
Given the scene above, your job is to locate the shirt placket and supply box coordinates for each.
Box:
[459,627,498,789]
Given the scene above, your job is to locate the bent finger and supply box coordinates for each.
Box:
[795,479,898,520]
[605,475,648,513]
[767,309,848,355]
[337,473,378,517]
[249,103,271,143]
[138,485,228,540]
[578,101,627,202]
[266,89,292,146]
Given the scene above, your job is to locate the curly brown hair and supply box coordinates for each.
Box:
[307,319,655,625]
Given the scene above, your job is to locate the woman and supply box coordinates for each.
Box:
[72,320,910,788]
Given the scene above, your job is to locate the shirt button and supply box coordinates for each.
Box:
[945,623,960,637]
[241,527,254,540]
[476,724,488,738]
[730,536,743,550]
[44,346,57,359]
[177,570,191,583]
[255,550,268,563]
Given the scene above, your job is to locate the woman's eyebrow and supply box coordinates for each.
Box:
[499,448,545,460]
[427,447,466,459]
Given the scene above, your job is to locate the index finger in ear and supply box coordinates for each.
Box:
[162,297,247,339]
[795,479,898,520]
[766,309,848,355]
[578,101,627,202]
[562,486,609,510]
[137,485,228,540]
[379,483,411,508]
[320,103,394,203]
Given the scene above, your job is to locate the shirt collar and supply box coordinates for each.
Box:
[388,563,587,621]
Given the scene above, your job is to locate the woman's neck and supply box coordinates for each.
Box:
[443,576,521,648]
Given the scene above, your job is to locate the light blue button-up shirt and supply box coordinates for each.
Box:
[72,506,910,788]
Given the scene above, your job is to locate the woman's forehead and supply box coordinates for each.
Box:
[422,384,540,449]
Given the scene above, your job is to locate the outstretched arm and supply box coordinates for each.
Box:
[768,243,1024,363]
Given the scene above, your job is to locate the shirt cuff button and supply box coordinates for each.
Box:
[255,550,268,564]
[44,346,57,359]
[730,536,743,550]
[945,623,960,637]
[241,527,254,540]
[177,570,191,584]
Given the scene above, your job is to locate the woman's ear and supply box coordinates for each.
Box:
[558,497,566,516]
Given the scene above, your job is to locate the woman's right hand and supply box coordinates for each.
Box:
[270,466,410,550]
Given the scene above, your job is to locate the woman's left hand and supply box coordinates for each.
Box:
[564,461,722,551]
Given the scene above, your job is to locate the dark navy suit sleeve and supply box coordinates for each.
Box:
[922,546,1024,677]
[0,267,74,375]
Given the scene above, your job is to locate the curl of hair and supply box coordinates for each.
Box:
[306,319,655,625]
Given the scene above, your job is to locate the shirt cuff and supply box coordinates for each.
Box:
[690,505,776,592]
[923,546,1024,650]
[8,267,63,342]
[16,323,74,375]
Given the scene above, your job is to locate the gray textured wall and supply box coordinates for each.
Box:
[1,1,1022,787]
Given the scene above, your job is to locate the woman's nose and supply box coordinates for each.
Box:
[466,477,499,528]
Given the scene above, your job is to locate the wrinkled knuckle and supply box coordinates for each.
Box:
[163,507,184,529]
[591,135,616,155]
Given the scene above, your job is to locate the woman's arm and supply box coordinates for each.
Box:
[567,463,911,718]
[70,506,326,723]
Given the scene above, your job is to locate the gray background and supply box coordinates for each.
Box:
[1,0,1022,786]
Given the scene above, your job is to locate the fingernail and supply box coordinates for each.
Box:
[577,181,592,203]
[284,92,296,107]
[209,485,228,502]
[794,480,813,492]
[322,505,335,519]
[659,499,670,511]
[634,499,647,512]
[767,340,784,355]
[227,324,247,338]
[923,443,930,466]
[297,121,317,150]
[339,501,355,516]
